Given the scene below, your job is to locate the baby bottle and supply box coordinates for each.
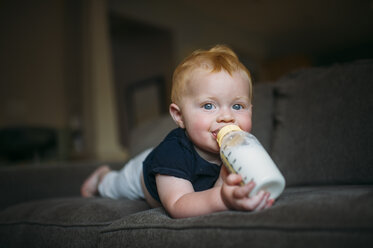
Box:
[217,125,285,199]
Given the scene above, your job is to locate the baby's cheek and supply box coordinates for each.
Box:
[193,119,209,130]
[188,114,210,130]
[186,119,212,145]
[239,117,252,133]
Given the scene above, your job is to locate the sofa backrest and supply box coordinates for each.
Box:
[251,83,275,152]
[129,115,176,156]
[271,60,373,186]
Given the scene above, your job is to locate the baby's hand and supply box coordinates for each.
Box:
[221,173,274,211]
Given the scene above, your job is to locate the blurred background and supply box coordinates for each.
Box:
[1,0,372,165]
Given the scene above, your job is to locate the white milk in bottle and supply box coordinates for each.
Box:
[217,125,285,199]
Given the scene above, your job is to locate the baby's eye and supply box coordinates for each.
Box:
[232,104,243,110]
[203,103,214,110]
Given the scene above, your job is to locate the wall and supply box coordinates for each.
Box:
[109,15,173,146]
[0,0,127,163]
[0,1,68,129]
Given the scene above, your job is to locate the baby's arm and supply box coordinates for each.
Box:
[156,170,273,218]
[156,175,227,218]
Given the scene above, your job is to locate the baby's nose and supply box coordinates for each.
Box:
[217,109,234,123]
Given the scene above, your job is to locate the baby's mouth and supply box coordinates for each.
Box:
[211,129,221,139]
[212,132,218,139]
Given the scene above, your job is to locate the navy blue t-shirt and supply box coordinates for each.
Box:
[143,128,221,202]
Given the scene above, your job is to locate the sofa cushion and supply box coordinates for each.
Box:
[251,83,275,152]
[99,185,373,248]
[271,60,373,186]
[0,162,124,210]
[0,197,149,248]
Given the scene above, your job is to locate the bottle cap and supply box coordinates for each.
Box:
[216,124,242,147]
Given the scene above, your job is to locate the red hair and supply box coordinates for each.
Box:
[171,45,252,105]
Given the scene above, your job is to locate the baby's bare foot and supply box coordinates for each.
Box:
[81,165,111,197]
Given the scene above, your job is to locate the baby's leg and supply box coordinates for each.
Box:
[98,148,153,200]
[81,165,111,197]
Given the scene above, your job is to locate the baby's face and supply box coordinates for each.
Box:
[179,69,252,162]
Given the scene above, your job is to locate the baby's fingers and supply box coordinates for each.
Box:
[236,190,267,210]
[265,199,275,209]
[254,192,271,211]
[225,173,243,186]
[233,181,255,198]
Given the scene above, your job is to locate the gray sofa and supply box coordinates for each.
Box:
[1,60,372,248]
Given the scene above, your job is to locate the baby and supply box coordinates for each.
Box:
[81,45,274,218]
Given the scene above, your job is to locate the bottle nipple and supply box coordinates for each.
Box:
[216,125,242,147]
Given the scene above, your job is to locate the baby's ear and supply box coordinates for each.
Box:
[169,103,185,128]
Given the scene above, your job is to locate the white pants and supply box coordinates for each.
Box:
[98,148,153,200]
